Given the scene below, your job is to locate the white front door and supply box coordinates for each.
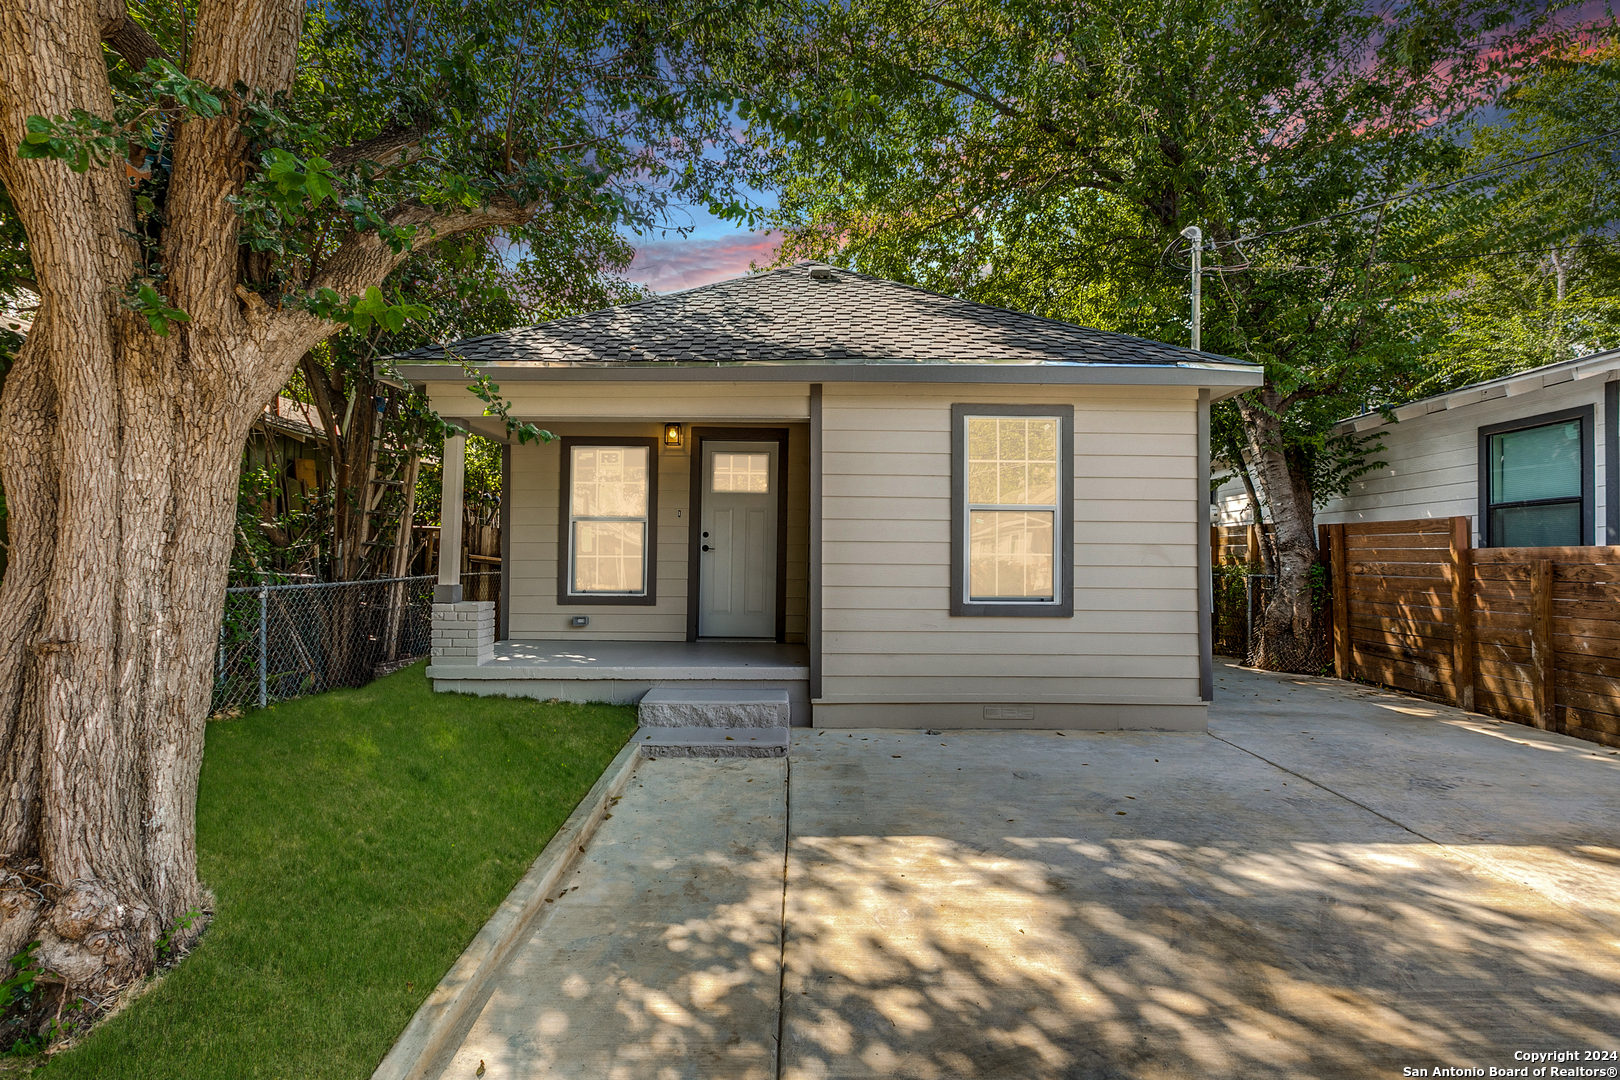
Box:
[699,441,778,638]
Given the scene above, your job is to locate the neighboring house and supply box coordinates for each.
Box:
[245,395,330,519]
[392,262,1261,731]
[1319,349,1620,547]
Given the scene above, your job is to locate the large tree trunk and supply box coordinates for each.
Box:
[0,0,536,1003]
[1236,390,1329,673]
[0,0,305,997]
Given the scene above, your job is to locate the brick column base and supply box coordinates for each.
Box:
[432,601,494,666]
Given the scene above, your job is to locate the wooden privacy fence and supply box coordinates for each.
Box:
[1322,517,1620,749]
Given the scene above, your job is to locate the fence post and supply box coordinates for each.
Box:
[257,585,268,710]
[1330,523,1350,679]
[1449,516,1475,711]
[1530,559,1554,731]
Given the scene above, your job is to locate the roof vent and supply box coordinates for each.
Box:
[807,263,835,280]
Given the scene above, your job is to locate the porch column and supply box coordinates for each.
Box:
[436,430,465,604]
[431,428,494,667]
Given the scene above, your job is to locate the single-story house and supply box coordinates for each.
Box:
[1321,350,1620,546]
[392,262,1262,730]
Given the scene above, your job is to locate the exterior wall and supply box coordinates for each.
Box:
[428,381,811,422]
[1318,376,1612,547]
[506,420,811,642]
[817,382,1204,724]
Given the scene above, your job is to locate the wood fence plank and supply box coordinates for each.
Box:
[1346,560,1450,578]
[1345,596,1451,622]
[1345,536,1456,552]
[1474,545,1617,563]
[1475,687,1536,722]
[1531,559,1555,731]
[1343,520,1452,536]
[1331,524,1349,679]
[1450,516,1474,711]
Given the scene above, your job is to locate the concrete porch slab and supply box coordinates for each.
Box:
[427,640,812,725]
[427,639,809,682]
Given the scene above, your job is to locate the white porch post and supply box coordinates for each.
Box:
[430,429,494,668]
[436,430,465,604]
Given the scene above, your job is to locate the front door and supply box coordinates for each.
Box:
[699,441,779,638]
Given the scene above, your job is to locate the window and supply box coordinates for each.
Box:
[951,404,1073,617]
[711,452,771,493]
[558,438,658,604]
[1479,406,1593,548]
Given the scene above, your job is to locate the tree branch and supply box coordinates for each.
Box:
[308,195,540,300]
[101,15,170,72]
[326,122,432,172]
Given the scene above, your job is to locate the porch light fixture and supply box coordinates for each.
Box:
[662,422,684,448]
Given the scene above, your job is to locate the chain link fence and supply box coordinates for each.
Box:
[1212,566,1274,663]
[213,572,499,714]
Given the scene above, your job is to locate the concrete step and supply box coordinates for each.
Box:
[636,726,789,758]
[638,688,792,729]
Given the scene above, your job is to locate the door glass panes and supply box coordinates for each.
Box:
[1486,420,1583,547]
[712,452,771,493]
[966,417,1059,601]
[570,446,649,594]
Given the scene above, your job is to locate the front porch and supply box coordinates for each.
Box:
[425,637,812,724]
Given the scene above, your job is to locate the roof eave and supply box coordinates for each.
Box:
[394,358,1263,399]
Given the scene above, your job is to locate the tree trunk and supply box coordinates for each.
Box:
[1236,392,1329,673]
[0,0,539,1000]
[0,0,305,996]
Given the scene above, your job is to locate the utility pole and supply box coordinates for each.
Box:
[1181,225,1203,351]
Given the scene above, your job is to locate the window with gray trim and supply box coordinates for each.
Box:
[557,436,659,605]
[950,404,1074,617]
[1478,406,1593,548]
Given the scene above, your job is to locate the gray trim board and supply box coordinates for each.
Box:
[1477,404,1595,547]
[949,403,1075,618]
[397,360,1262,396]
[1607,381,1618,545]
[556,436,660,605]
[808,385,823,699]
[500,443,511,640]
[1197,388,1213,701]
[684,427,791,643]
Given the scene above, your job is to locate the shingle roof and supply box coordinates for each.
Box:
[391,262,1249,368]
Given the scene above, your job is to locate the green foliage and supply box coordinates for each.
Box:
[34,664,635,1079]
[720,0,1589,504]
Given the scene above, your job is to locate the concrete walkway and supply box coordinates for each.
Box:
[426,661,1620,1079]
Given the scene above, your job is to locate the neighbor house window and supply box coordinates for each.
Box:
[1479,406,1593,548]
[950,404,1073,617]
[558,437,659,605]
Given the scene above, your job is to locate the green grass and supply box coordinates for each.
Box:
[36,663,636,1079]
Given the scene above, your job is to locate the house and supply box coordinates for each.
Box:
[1319,350,1620,546]
[245,395,330,520]
[390,262,1261,733]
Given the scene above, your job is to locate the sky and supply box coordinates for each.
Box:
[622,183,784,293]
[624,226,781,294]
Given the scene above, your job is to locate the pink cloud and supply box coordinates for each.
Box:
[626,231,782,294]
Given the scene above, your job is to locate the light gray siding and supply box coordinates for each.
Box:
[1318,376,1612,546]
[817,383,1204,714]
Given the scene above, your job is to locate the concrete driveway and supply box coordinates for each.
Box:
[428,661,1620,1079]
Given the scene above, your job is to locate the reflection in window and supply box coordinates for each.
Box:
[570,446,649,593]
[965,417,1058,601]
[712,452,771,493]
[1486,420,1584,547]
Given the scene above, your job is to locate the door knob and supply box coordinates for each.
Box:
[702,545,711,552]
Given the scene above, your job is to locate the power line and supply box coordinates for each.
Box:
[1182,126,1620,256]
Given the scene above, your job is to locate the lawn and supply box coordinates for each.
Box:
[35,663,636,1079]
